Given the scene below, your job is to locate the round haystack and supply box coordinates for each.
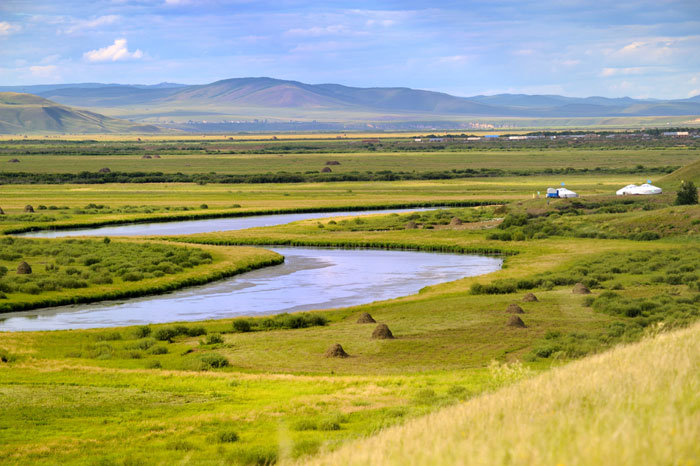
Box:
[24,205,34,213]
[356,312,376,324]
[141,155,152,159]
[16,261,32,275]
[523,292,538,302]
[0,207,4,215]
[98,167,111,173]
[450,217,463,226]
[572,283,591,294]
[506,303,524,314]
[325,160,341,165]
[152,155,161,159]
[506,315,526,328]
[321,166,332,173]
[371,323,395,339]
[324,344,349,358]
[405,221,417,229]
[9,158,19,163]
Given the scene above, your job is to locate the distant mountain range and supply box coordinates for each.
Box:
[0,93,161,134]
[1,78,699,120]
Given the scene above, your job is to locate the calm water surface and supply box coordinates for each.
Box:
[20,208,438,238]
[0,247,501,331]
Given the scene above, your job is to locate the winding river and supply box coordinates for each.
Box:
[4,208,502,331]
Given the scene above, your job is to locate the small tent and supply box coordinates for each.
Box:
[616,183,662,196]
[556,188,578,198]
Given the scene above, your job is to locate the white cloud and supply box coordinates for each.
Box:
[600,67,646,77]
[63,15,120,34]
[366,19,395,27]
[0,21,21,36]
[29,65,58,78]
[689,89,700,97]
[286,25,349,37]
[83,39,144,62]
[164,0,192,5]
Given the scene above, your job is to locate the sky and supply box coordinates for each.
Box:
[1,0,699,99]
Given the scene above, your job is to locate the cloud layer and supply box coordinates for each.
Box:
[83,39,143,62]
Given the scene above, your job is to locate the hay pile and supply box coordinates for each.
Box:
[23,205,34,213]
[0,207,4,215]
[506,315,526,328]
[371,324,394,339]
[523,292,538,302]
[324,344,349,358]
[321,167,332,173]
[98,167,111,173]
[142,155,152,159]
[356,312,376,323]
[325,160,341,165]
[506,303,524,314]
[405,221,418,229]
[9,158,19,163]
[572,283,591,294]
[152,155,161,159]
[16,261,32,275]
[450,217,463,226]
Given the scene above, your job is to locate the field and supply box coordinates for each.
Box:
[0,136,699,464]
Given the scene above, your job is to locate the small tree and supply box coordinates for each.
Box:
[675,181,698,205]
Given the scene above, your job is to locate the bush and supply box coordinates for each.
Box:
[217,431,239,443]
[154,327,177,342]
[150,346,168,355]
[232,319,252,332]
[133,326,152,338]
[203,334,224,345]
[675,181,698,205]
[199,354,229,369]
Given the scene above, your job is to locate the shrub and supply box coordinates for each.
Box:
[199,354,229,369]
[217,431,239,443]
[317,419,341,431]
[675,181,698,205]
[292,419,317,431]
[146,360,162,369]
[154,327,177,342]
[150,346,168,355]
[133,326,152,338]
[232,319,252,333]
[96,332,122,341]
[203,334,224,345]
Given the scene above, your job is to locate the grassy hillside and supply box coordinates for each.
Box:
[301,321,700,466]
[0,93,161,134]
[659,157,700,185]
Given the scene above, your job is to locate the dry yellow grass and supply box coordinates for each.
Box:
[298,322,700,466]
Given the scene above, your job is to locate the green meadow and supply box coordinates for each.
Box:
[0,138,698,464]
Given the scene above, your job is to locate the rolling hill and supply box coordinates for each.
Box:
[0,93,161,134]
[15,77,700,119]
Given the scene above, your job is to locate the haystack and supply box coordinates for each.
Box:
[405,221,417,229]
[9,158,19,163]
[324,344,349,358]
[356,312,376,324]
[141,155,152,159]
[24,205,34,213]
[371,323,394,339]
[98,167,111,173]
[0,207,4,215]
[153,155,161,159]
[506,303,524,314]
[572,283,591,294]
[325,160,341,165]
[16,261,32,275]
[450,217,463,226]
[321,167,332,173]
[523,292,538,302]
[506,315,526,328]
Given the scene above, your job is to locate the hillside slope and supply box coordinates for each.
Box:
[23,77,700,118]
[301,323,700,466]
[0,93,161,134]
[659,158,700,186]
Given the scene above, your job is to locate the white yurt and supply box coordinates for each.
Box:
[616,183,662,195]
[556,188,579,198]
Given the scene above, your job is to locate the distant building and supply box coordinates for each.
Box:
[663,131,689,137]
[466,137,481,141]
[508,136,527,140]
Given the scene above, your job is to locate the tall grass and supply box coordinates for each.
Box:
[299,323,700,466]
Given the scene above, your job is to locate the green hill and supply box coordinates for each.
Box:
[0,92,161,134]
[659,158,700,186]
[302,322,700,466]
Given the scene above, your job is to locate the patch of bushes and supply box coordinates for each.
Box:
[199,354,229,369]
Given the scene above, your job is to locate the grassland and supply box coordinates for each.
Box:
[0,140,698,464]
[302,320,700,466]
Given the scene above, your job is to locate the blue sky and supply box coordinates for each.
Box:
[1,0,699,98]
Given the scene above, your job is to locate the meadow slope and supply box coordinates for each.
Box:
[300,321,700,466]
